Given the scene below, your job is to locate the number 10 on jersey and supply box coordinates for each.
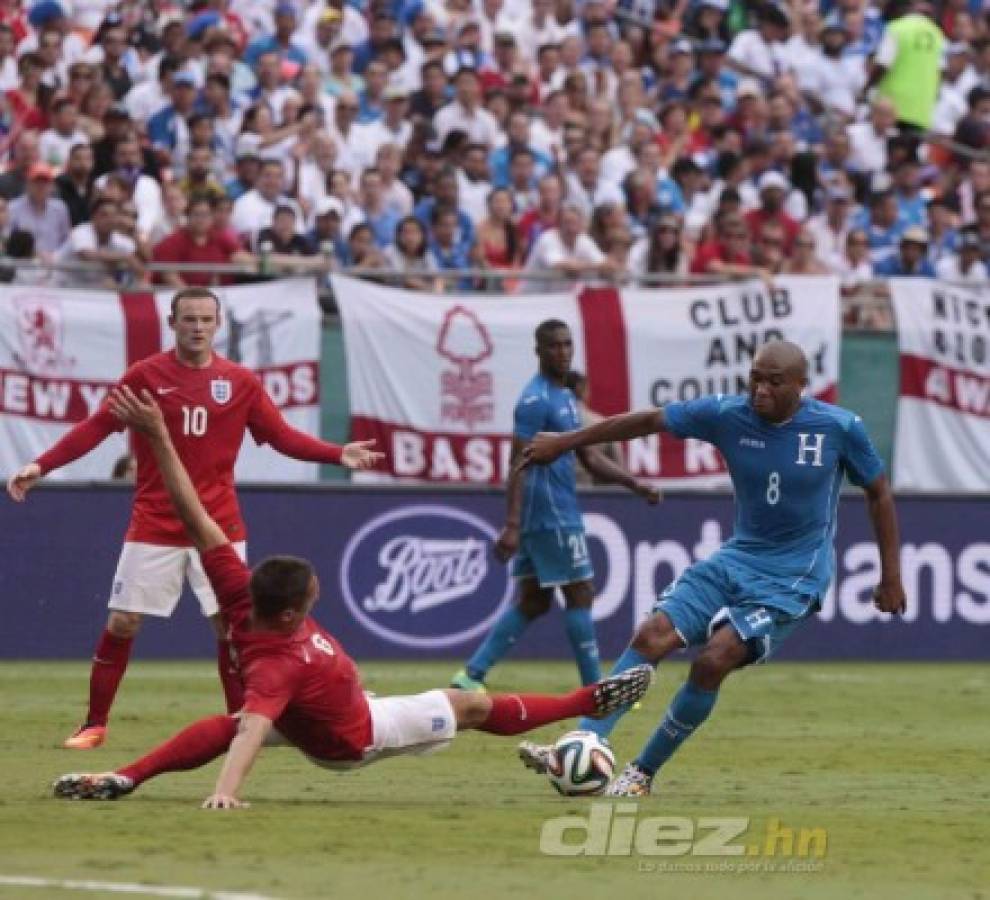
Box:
[182,405,208,436]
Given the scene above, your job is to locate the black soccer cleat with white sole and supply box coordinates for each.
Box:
[53,772,134,801]
[589,664,654,718]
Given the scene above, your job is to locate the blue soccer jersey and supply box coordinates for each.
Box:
[664,395,884,606]
[514,375,583,534]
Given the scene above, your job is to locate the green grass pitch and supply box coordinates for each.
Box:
[0,660,986,900]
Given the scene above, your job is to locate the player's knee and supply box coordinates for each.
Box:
[629,616,677,662]
[690,645,745,690]
[516,594,552,620]
[107,611,142,638]
[445,689,491,729]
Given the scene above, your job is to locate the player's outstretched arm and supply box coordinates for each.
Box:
[107,386,227,553]
[203,712,272,810]
[525,408,667,465]
[575,446,661,504]
[494,437,527,563]
[863,474,906,615]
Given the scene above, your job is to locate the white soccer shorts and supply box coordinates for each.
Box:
[107,541,247,618]
[305,689,458,770]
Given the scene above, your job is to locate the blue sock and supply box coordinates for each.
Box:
[578,646,654,738]
[635,681,719,775]
[564,608,601,686]
[464,607,531,682]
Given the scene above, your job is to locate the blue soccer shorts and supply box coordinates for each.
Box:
[511,527,594,588]
[652,552,817,664]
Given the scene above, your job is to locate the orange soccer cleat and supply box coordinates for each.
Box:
[62,724,107,750]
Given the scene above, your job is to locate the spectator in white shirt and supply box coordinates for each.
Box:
[55,197,142,287]
[524,201,614,292]
[434,67,501,147]
[93,138,164,238]
[935,229,988,282]
[232,158,302,248]
[39,97,89,171]
[456,142,493,225]
[807,185,854,272]
[727,4,792,85]
[564,146,624,219]
[847,97,897,174]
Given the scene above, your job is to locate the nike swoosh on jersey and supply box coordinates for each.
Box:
[156,387,179,395]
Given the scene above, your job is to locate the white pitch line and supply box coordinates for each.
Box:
[0,875,279,900]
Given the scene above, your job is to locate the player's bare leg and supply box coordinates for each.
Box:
[64,611,142,750]
[607,624,750,798]
[451,580,552,692]
[518,612,683,774]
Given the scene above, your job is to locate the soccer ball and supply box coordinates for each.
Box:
[547,730,615,796]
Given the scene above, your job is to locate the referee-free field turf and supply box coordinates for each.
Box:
[0,661,986,900]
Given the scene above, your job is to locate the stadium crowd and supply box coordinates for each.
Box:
[0,0,986,294]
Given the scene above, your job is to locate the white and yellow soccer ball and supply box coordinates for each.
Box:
[547,730,615,796]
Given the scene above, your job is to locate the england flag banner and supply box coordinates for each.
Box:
[0,279,322,482]
[890,279,990,492]
[334,275,842,486]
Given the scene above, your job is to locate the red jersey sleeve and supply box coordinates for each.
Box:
[200,543,252,631]
[246,379,344,465]
[152,232,182,264]
[242,658,300,721]
[34,365,146,474]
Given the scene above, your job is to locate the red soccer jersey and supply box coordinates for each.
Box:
[202,543,374,762]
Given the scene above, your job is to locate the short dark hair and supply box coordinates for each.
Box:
[170,287,221,317]
[535,318,569,345]
[249,556,315,620]
[89,197,118,217]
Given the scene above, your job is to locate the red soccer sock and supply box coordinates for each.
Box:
[117,715,238,787]
[477,686,598,736]
[217,640,244,714]
[85,630,134,727]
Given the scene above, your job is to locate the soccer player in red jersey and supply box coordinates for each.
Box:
[52,386,652,807]
[6,287,383,750]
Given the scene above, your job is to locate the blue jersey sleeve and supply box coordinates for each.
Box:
[841,415,885,487]
[663,395,723,444]
[514,394,548,440]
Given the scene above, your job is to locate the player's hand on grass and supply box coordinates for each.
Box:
[341,439,385,470]
[873,580,907,615]
[635,482,662,505]
[524,432,567,465]
[108,386,166,438]
[202,793,249,810]
[6,462,41,502]
[494,524,520,563]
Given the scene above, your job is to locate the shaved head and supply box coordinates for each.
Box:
[753,340,808,381]
[749,341,809,422]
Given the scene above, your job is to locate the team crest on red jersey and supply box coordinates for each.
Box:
[210,378,233,404]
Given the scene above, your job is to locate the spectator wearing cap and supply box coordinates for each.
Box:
[807,183,855,272]
[225,136,261,201]
[935,227,987,282]
[7,162,70,253]
[693,38,738,111]
[300,0,368,51]
[353,11,398,76]
[55,142,95,226]
[867,0,944,131]
[231,158,302,248]
[54,196,142,288]
[726,3,792,86]
[658,39,696,104]
[94,136,165,238]
[434,67,501,148]
[146,70,199,165]
[873,227,936,276]
[244,3,307,70]
[847,97,897,174]
[523,201,614,293]
[744,171,800,255]
[153,194,253,288]
[21,2,85,72]
[0,130,40,200]
[325,41,364,98]
[306,195,346,261]
[39,96,88,171]
[295,7,342,79]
